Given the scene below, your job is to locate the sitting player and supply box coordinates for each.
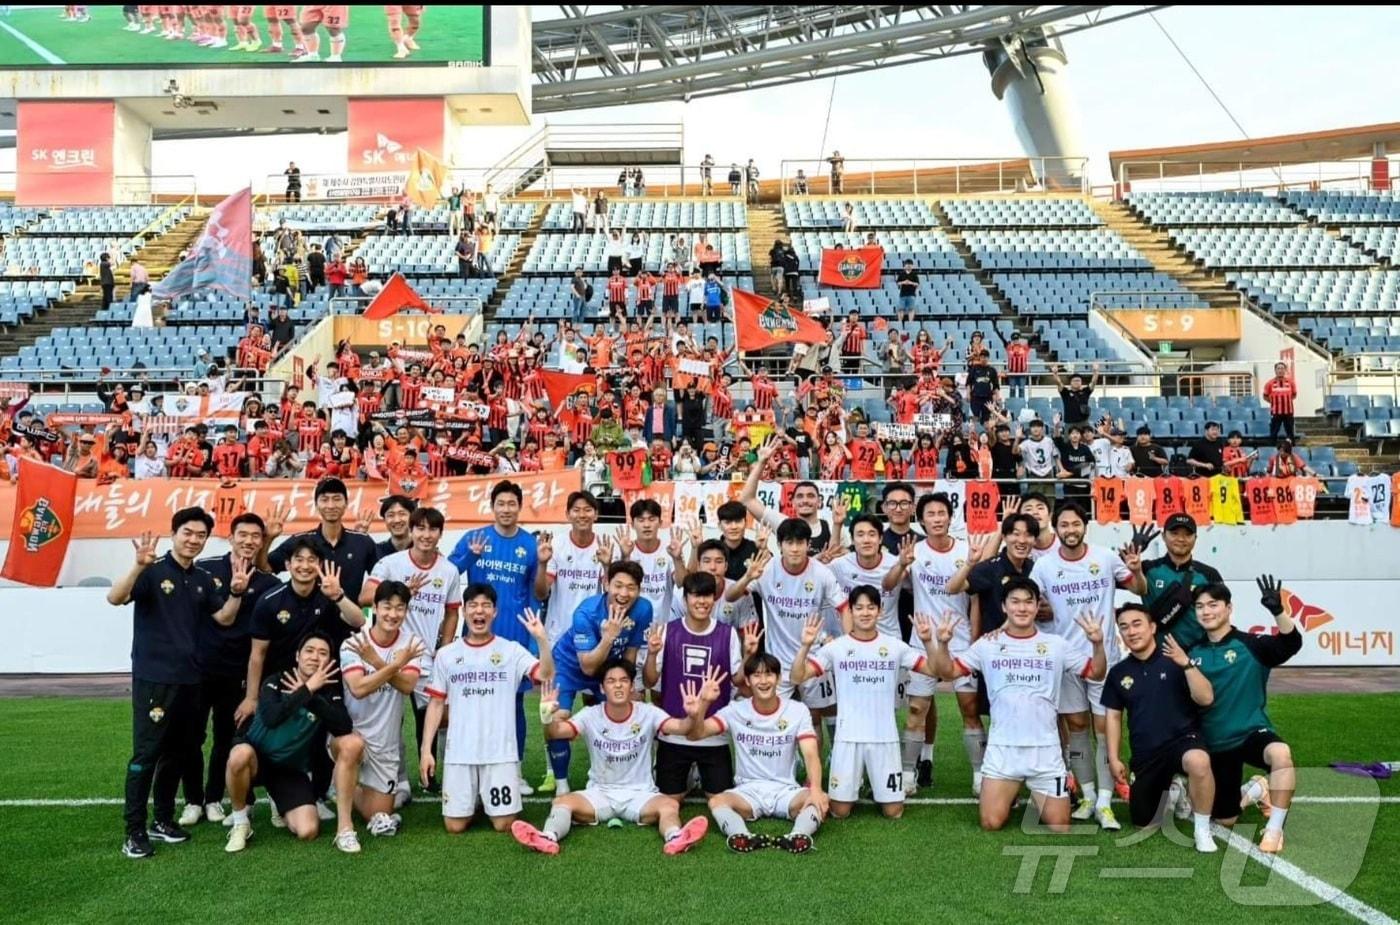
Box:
[511,660,713,856]
[689,652,828,854]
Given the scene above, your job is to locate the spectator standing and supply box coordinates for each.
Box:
[965,354,1000,423]
[326,255,347,299]
[841,202,857,234]
[591,190,609,235]
[895,259,919,322]
[570,268,590,325]
[782,242,801,299]
[1051,363,1098,429]
[1187,421,1225,477]
[482,184,501,227]
[769,239,787,293]
[269,305,295,353]
[794,169,809,195]
[128,259,149,299]
[99,253,116,310]
[745,159,760,202]
[1005,332,1031,400]
[728,163,742,197]
[838,311,866,375]
[1130,426,1169,477]
[1263,361,1297,442]
[570,187,587,233]
[700,155,715,196]
[283,161,301,203]
[305,243,325,292]
[447,186,463,236]
[827,150,845,193]
[455,232,478,281]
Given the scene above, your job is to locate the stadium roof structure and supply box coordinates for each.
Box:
[1109,122,1400,178]
[529,5,1165,112]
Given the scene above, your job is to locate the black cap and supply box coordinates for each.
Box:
[314,477,348,500]
[1164,513,1197,534]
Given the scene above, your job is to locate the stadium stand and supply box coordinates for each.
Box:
[940,197,1102,227]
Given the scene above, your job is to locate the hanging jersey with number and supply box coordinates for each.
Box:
[1094,477,1124,525]
[1210,475,1244,525]
[931,479,969,538]
[965,480,1002,534]
[1153,476,1185,528]
[1368,474,1393,523]
[1271,478,1298,525]
[1293,476,1320,520]
[1125,477,1155,526]
[211,484,248,538]
[1346,474,1373,525]
[607,449,647,491]
[1245,477,1276,525]
[1182,478,1213,527]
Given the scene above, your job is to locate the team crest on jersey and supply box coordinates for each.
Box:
[1088,562,1101,576]
[148,706,165,723]
[159,580,174,595]
[629,722,641,735]
[516,547,527,559]
[433,578,443,589]
[1120,676,1134,690]
[955,559,967,569]
[777,718,789,731]
[803,580,814,593]
[490,652,503,666]
[878,645,889,658]
[276,610,292,624]
[1036,643,1048,655]
[829,775,841,789]
[213,577,223,589]
[1224,650,1238,664]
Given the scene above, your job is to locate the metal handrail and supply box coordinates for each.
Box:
[1116,158,1392,197]
[778,156,1092,199]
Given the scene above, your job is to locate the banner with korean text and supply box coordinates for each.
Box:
[16,101,115,206]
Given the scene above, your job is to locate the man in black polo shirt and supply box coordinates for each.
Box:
[265,477,380,605]
[1130,426,1170,477]
[989,424,1020,491]
[178,513,280,828]
[1187,421,1225,477]
[965,354,999,424]
[373,494,417,559]
[1140,514,1224,650]
[716,500,758,581]
[877,481,932,785]
[1051,364,1098,428]
[1101,603,1218,854]
[107,507,248,859]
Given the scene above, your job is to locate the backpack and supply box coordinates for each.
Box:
[584,283,594,302]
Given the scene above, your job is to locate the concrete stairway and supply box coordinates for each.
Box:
[746,204,787,297]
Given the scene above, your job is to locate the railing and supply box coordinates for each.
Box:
[0,368,287,389]
[778,157,1091,198]
[1327,366,1400,403]
[1116,158,1395,197]
[0,173,199,205]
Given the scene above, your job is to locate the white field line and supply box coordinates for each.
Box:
[0,21,66,64]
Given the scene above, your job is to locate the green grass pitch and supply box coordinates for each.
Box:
[0,691,1395,923]
[0,5,484,67]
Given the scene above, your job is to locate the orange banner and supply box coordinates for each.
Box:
[1105,308,1240,342]
[1,460,77,586]
[16,101,116,206]
[347,98,444,173]
[0,472,580,540]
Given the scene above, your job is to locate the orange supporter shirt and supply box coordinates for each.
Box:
[539,447,568,471]
[1125,477,1155,526]
[1094,477,1124,524]
[1271,477,1298,525]
[1245,477,1275,525]
[1182,478,1213,527]
[1153,476,1185,527]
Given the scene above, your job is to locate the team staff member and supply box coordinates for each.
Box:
[1100,604,1218,854]
[265,477,381,606]
[373,494,417,558]
[1191,577,1301,854]
[180,513,280,827]
[108,507,248,859]
[716,501,758,582]
[1140,514,1223,650]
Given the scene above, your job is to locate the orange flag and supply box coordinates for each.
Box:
[731,288,829,352]
[818,245,884,288]
[1,459,77,587]
[405,147,447,209]
[363,273,437,320]
[538,370,595,409]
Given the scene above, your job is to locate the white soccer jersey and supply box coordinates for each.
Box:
[956,629,1091,747]
[1346,474,1373,525]
[714,697,816,787]
[1030,544,1131,663]
[907,537,971,648]
[809,633,924,744]
[568,701,672,791]
[630,539,676,621]
[1020,436,1059,477]
[670,576,756,627]
[427,636,540,765]
[830,550,901,638]
[1090,437,1113,477]
[1367,474,1392,522]
[546,533,608,644]
[753,558,848,667]
[340,629,429,752]
[368,551,461,681]
[1028,537,1060,562]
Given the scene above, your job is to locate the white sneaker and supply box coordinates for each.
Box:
[204,802,226,823]
[208,37,228,48]
[177,803,203,827]
[315,801,335,822]
[1071,798,1095,821]
[1094,805,1122,831]
[902,775,918,797]
[518,778,535,797]
[367,812,400,837]
[291,51,320,62]
[1195,829,1218,854]
[269,799,286,829]
[972,772,983,797]
[1169,779,1193,820]
[225,821,252,853]
[334,829,361,854]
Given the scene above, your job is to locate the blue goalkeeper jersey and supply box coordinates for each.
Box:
[552,593,653,697]
[449,525,540,652]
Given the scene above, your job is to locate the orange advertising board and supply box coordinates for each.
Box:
[16,101,115,206]
[347,98,445,173]
[1105,308,1241,342]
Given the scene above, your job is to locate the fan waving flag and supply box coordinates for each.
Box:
[362,273,438,320]
[818,245,884,289]
[1,459,77,587]
[152,187,252,302]
[538,370,595,409]
[731,288,830,352]
[405,147,448,209]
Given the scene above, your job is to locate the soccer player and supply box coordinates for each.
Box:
[262,4,300,54]
[385,3,423,59]
[1018,491,1059,560]
[361,505,460,798]
[341,581,427,837]
[1192,578,1301,853]
[534,490,610,646]
[679,538,757,627]
[617,497,688,628]
[419,584,552,834]
[878,481,932,784]
[931,578,1106,832]
[224,632,366,853]
[643,572,752,800]
[295,5,348,61]
[230,5,261,51]
[744,435,842,555]
[183,513,280,827]
[449,480,541,790]
[372,494,416,558]
[1140,513,1223,650]
[546,560,653,794]
[511,660,712,855]
[688,652,828,853]
[1101,603,1218,853]
[884,492,972,795]
[1029,501,1148,830]
[831,515,900,639]
[715,500,758,581]
[724,518,848,745]
[109,508,247,858]
[790,586,941,818]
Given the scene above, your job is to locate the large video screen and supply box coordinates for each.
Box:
[0,4,487,67]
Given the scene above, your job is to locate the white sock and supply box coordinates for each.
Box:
[1241,777,1267,805]
[962,728,986,772]
[1067,730,1095,803]
[901,730,922,779]
[791,804,822,837]
[919,743,934,763]
[1193,812,1211,836]
[1094,740,1113,809]
[712,806,749,837]
[1266,807,1288,833]
[543,805,572,841]
[663,826,681,841]
[230,808,249,825]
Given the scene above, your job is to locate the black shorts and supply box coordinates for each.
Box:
[655,740,734,796]
[607,256,624,273]
[1128,734,1205,827]
[662,294,679,313]
[253,756,316,812]
[638,299,654,314]
[1209,729,1283,820]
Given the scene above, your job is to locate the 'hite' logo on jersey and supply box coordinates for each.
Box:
[362,132,406,166]
[18,497,64,552]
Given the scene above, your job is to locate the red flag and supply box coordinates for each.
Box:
[538,370,595,409]
[363,273,438,320]
[818,245,884,288]
[731,288,830,352]
[1,459,77,587]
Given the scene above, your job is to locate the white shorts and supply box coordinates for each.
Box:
[982,744,1069,799]
[829,741,903,804]
[441,762,522,818]
[779,673,836,710]
[1057,673,1105,717]
[358,739,399,794]
[577,786,662,825]
[728,780,807,820]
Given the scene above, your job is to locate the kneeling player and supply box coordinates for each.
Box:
[419,584,552,834]
[225,632,366,853]
[790,585,940,819]
[689,652,828,853]
[931,578,1106,833]
[1101,604,1217,853]
[341,581,427,837]
[511,660,712,856]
